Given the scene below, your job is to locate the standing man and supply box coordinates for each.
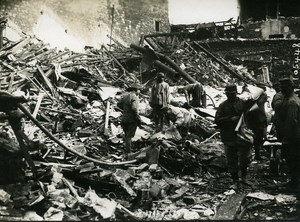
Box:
[271,82,285,141]
[178,82,206,108]
[215,84,258,189]
[278,77,300,191]
[150,72,170,132]
[247,86,268,160]
[117,83,142,156]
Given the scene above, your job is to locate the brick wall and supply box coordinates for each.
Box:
[0,0,170,47]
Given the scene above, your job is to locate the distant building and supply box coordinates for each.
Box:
[238,0,300,39]
[237,17,300,39]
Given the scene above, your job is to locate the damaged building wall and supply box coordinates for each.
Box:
[237,0,300,39]
[198,39,299,81]
[0,0,170,48]
[238,17,300,39]
[238,0,300,22]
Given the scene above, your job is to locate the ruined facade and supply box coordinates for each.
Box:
[0,0,170,47]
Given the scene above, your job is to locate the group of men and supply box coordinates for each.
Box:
[117,70,300,192]
[215,84,268,189]
[117,72,206,156]
[216,77,300,191]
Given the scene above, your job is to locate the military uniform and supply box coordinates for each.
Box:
[215,85,254,186]
[280,91,300,189]
[117,87,141,153]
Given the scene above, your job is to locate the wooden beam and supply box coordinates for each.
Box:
[130,44,198,84]
[102,45,133,80]
[40,107,81,117]
[33,48,56,61]
[25,76,54,101]
[192,41,263,85]
[0,61,17,72]
[48,51,70,63]
[104,100,110,136]
[95,66,108,81]
[36,65,56,96]
[6,37,32,55]
[7,72,15,93]
[55,53,83,64]
[32,93,44,118]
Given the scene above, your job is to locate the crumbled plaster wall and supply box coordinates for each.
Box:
[0,0,170,49]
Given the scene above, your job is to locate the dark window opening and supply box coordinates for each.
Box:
[155,21,160,32]
[269,34,284,38]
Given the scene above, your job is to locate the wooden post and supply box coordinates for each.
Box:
[104,100,111,136]
[109,4,115,51]
[0,17,7,49]
[262,65,270,83]
[0,26,4,49]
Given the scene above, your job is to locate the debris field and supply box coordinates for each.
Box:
[0,26,299,221]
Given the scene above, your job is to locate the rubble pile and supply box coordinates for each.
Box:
[0,28,299,221]
[168,41,256,87]
[141,35,259,87]
[0,30,225,220]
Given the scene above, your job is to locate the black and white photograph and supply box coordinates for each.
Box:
[0,0,300,220]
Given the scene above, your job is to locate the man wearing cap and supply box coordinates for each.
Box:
[215,84,258,189]
[117,83,142,156]
[178,82,206,108]
[150,72,170,132]
[278,77,300,191]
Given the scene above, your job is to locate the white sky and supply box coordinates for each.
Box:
[168,0,239,25]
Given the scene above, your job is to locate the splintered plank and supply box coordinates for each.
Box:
[8,72,15,93]
[215,193,246,220]
[36,65,56,97]
[6,37,32,55]
[104,100,110,136]
[32,93,44,118]
[0,61,17,72]
[48,50,70,63]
